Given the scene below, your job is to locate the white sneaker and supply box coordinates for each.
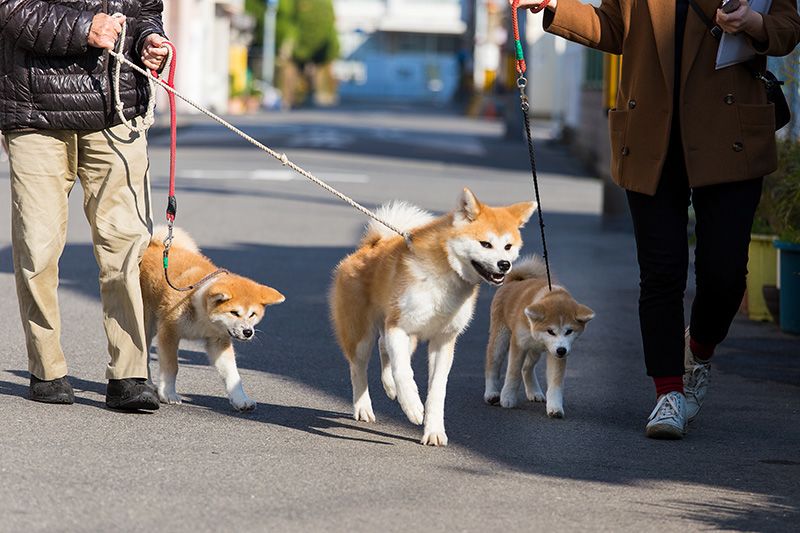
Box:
[683,327,711,422]
[646,391,687,439]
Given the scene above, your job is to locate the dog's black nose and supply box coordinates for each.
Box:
[242,329,254,338]
[497,260,511,272]
[556,347,567,356]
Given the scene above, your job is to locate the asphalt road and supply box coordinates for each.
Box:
[0,108,798,532]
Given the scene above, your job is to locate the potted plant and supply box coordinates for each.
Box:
[769,139,800,334]
[747,173,780,322]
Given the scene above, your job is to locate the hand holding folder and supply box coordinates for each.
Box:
[715,0,773,69]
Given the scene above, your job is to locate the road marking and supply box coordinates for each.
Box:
[178,169,369,183]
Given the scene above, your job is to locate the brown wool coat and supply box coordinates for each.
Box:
[543,0,800,195]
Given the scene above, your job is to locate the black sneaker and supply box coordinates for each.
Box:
[29,375,75,404]
[106,378,159,411]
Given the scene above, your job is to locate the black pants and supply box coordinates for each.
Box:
[626,134,762,377]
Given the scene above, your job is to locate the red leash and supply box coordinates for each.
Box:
[154,43,230,291]
[156,42,178,224]
[510,0,553,291]
[511,0,551,74]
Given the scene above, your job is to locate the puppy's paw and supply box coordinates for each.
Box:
[500,389,519,409]
[158,388,182,405]
[421,430,448,447]
[484,391,500,405]
[231,396,256,412]
[546,406,564,418]
[353,401,376,423]
[527,392,545,403]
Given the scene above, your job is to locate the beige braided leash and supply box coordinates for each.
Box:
[108,22,411,244]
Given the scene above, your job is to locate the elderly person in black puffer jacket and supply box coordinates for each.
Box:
[1,0,168,410]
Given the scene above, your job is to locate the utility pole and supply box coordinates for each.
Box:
[262,0,279,86]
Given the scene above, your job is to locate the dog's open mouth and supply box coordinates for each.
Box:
[229,330,255,341]
[471,261,505,285]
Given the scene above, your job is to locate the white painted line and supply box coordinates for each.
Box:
[178,169,369,183]
[250,169,294,181]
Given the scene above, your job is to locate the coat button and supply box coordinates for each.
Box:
[621,146,630,156]
[724,93,735,105]
[732,141,744,152]
[628,99,636,109]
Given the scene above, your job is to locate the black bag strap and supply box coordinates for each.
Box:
[687,0,724,39]
[685,0,790,130]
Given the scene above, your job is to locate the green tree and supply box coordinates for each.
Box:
[276,0,339,65]
[245,0,267,48]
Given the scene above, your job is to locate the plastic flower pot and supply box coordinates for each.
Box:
[774,240,800,335]
[746,235,778,321]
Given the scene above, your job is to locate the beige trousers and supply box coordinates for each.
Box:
[7,122,153,381]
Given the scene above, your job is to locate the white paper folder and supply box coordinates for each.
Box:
[715,0,773,69]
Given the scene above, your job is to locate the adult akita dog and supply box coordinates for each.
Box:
[330,188,535,446]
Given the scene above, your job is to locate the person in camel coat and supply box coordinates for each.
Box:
[512,0,800,438]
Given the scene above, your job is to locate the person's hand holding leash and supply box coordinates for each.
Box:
[141,34,169,71]
[716,0,767,41]
[88,13,125,49]
[509,0,557,11]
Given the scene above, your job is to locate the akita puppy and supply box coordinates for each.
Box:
[330,188,535,446]
[484,256,594,417]
[140,227,285,411]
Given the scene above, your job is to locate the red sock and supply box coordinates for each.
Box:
[689,338,715,362]
[653,376,684,397]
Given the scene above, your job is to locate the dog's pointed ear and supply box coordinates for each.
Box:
[576,304,595,324]
[260,285,285,306]
[455,187,481,224]
[509,201,537,228]
[208,290,231,304]
[524,304,545,323]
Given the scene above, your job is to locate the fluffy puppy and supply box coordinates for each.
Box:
[484,256,594,417]
[140,227,285,411]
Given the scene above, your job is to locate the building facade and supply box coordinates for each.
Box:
[333,0,468,104]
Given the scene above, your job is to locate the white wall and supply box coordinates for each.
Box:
[159,0,238,113]
[525,2,597,126]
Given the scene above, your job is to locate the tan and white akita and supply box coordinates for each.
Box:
[140,227,285,411]
[484,256,594,417]
[330,188,535,446]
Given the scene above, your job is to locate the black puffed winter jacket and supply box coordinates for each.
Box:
[0,0,164,131]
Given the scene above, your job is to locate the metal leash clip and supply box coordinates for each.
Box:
[517,75,530,113]
[163,221,174,251]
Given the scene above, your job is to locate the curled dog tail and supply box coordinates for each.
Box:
[361,201,435,246]
[506,255,547,283]
[150,225,199,253]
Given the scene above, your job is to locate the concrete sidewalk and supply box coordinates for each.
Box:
[0,108,798,532]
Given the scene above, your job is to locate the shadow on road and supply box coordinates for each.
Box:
[1,211,798,531]
[183,391,418,446]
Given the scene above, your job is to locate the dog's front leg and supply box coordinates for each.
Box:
[484,326,510,404]
[157,327,181,404]
[207,338,255,412]
[500,341,525,408]
[523,351,545,402]
[422,334,457,446]
[377,335,396,401]
[546,353,567,418]
[385,327,424,425]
